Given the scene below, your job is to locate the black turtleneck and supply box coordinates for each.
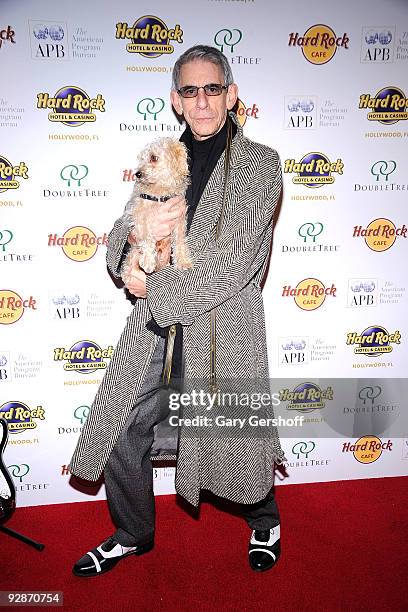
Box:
[181,117,236,232]
[146,116,237,387]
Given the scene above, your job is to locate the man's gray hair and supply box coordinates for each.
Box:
[172,45,234,91]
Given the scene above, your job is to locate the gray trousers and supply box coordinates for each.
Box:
[104,336,280,547]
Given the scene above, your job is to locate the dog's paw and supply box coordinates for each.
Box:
[139,253,156,273]
[177,258,193,270]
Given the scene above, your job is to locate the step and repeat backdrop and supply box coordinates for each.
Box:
[1,0,407,507]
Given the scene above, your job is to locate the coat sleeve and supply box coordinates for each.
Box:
[145,153,282,327]
[106,214,132,280]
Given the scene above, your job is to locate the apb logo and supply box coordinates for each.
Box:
[361,27,395,63]
[0,401,45,433]
[285,97,317,129]
[0,156,29,193]
[284,153,343,187]
[346,326,401,356]
[288,24,349,64]
[348,279,377,307]
[359,87,408,124]
[60,164,88,187]
[342,435,392,463]
[280,337,309,365]
[353,218,407,252]
[136,98,165,120]
[29,21,68,60]
[54,340,114,373]
[0,353,10,382]
[37,86,105,126]
[0,290,37,325]
[115,16,183,57]
[214,28,242,53]
[51,293,80,320]
[48,227,108,262]
[280,383,333,412]
[282,278,336,310]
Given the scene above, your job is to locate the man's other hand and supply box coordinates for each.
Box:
[128,196,186,244]
[125,269,147,298]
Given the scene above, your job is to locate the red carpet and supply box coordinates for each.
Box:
[1,477,407,612]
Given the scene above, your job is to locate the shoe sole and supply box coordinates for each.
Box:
[249,553,281,572]
[72,541,154,578]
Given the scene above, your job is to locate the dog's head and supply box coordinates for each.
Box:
[135,138,189,194]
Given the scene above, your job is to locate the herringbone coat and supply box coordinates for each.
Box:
[70,113,287,507]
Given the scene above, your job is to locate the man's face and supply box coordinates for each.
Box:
[170,59,238,141]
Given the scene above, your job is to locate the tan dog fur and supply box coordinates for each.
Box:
[121,138,192,282]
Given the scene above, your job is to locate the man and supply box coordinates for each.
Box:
[70,45,286,576]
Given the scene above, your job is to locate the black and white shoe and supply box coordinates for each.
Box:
[248,525,281,572]
[72,535,154,577]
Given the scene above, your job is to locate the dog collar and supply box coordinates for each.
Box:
[139,193,173,202]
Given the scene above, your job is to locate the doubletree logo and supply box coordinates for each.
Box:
[292,440,316,459]
[214,28,242,53]
[7,463,30,482]
[136,98,165,120]
[370,160,396,182]
[0,229,13,251]
[60,164,88,187]
[358,386,382,404]
[298,222,324,243]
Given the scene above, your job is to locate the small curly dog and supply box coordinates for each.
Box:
[121,137,192,282]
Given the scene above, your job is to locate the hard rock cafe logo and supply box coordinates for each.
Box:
[284,153,344,187]
[359,87,408,124]
[346,326,401,356]
[235,99,259,127]
[0,401,45,433]
[0,156,29,193]
[48,226,108,262]
[0,26,16,49]
[282,278,336,311]
[115,16,183,57]
[53,340,114,373]
[342,435,392,463]
[288,24,349,65]
[0,290,37,325]
[280,382,334,412]
[36,86,106,126]
[353,218,406,252]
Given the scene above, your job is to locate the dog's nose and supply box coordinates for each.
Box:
[135,171,143,179]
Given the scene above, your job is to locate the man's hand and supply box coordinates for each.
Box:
[128,195,186,244]
[124,269,147,298]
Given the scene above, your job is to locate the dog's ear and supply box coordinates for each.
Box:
[172,142,189,175]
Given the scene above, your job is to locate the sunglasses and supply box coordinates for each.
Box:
[177,83,228,98]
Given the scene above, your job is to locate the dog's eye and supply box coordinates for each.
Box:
[150,154,158,163]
